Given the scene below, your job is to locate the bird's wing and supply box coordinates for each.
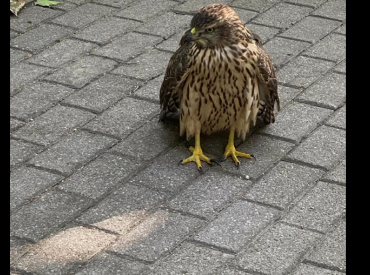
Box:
[250,29,263,47]
[255,45,280,124]
[159,30,192,121]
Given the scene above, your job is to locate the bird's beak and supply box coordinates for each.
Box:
[191,28,196,35]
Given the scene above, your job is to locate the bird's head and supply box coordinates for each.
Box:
[189,4,243,49]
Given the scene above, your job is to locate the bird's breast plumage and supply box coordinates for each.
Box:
[179,41,260,139]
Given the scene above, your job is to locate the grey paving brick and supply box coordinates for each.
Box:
[216,267,253,275]
[13,105,95,146]
[74,252,149,275]
[232,8,258,24]
[252,3,312,28]
[62,74,141,113]
[305,218,346,271]
[10,4,63,32]
[29,130,117,175]
[280,16,341,43]
[10,29,20,38]
[115,0,179,21]
[291,263,344,275]
[333,59,346,74]
[258,102,333,143]
[312,0,346,21]
[10,118,25,133]
[245,161,324,209]
[92,0,134,8]
[10,139,43,167]
[322,157,346,185]
[92,32,163,61]
[111,49,172,80]
[173,0,233,13]
[110,117,180,160]
[304,33,346,63]
[13,226,116,275]
[110,210,203,261]
[10,237,33,264]
[263,36,311,68]
[277,85,302,109]
[10,189,93,241]
[28,38,97,68]
[52,3,116,29]
[196,129,231,157]
[285,0,326,7]
[44,55,117,88]
[73,16,141,44]
[133,74,163,102]
[58,153,142,199]
[230,0,280,12]
[10,63,51,96]
[335,23,346,35]
[148,242,234,275]
[84,97,158,138]
[277,56,335,88]
[10,48,31,66]
[13,233,27,267]
[77,183,166,234]
[296,72,345,109]
[168,171,251,218]
[156,30,187,52]
[128,145,207,193]
[53,0,78,11]
[67,0,92,5]
[325,104,346,130]
[136,12,193,39]
[221,134,294,179]
[10,167,64,212]
[10,24,73,53]
[236,223,321,275]
[286,125,346,169]
[10,82,73,121]
[246,24,281,44]
[282,181,345,232]
[194,201,279,252]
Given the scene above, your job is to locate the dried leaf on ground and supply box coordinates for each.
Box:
[35,0,61,7]
[10,0,25,16]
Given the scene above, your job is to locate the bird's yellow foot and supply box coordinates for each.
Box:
[180,146,213,171]
[222,144,255,168]
[222,130,255,168]
[179,134,221,172]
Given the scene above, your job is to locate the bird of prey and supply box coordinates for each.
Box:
[159,4,280,171]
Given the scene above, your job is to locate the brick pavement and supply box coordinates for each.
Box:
[10,0,346,274]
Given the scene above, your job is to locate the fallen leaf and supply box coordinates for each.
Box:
[34,0,61,7]
[10,0,25,16]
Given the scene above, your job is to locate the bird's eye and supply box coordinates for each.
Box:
[206,28,214,32]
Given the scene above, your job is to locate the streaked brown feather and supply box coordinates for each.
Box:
[255,46,280,124]
[159,30,193,121]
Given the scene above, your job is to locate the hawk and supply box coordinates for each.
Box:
[159,4,280,171]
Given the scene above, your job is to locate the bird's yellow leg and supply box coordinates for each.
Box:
[181,133,213,171]
[222,130,255,167]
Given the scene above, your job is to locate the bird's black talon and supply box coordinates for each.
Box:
[250,154,256,161]
[198,166,204,174]
[221,155,227,162]
[178,160,183,166]
[210,159,222,168]
[236,161,240,169]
